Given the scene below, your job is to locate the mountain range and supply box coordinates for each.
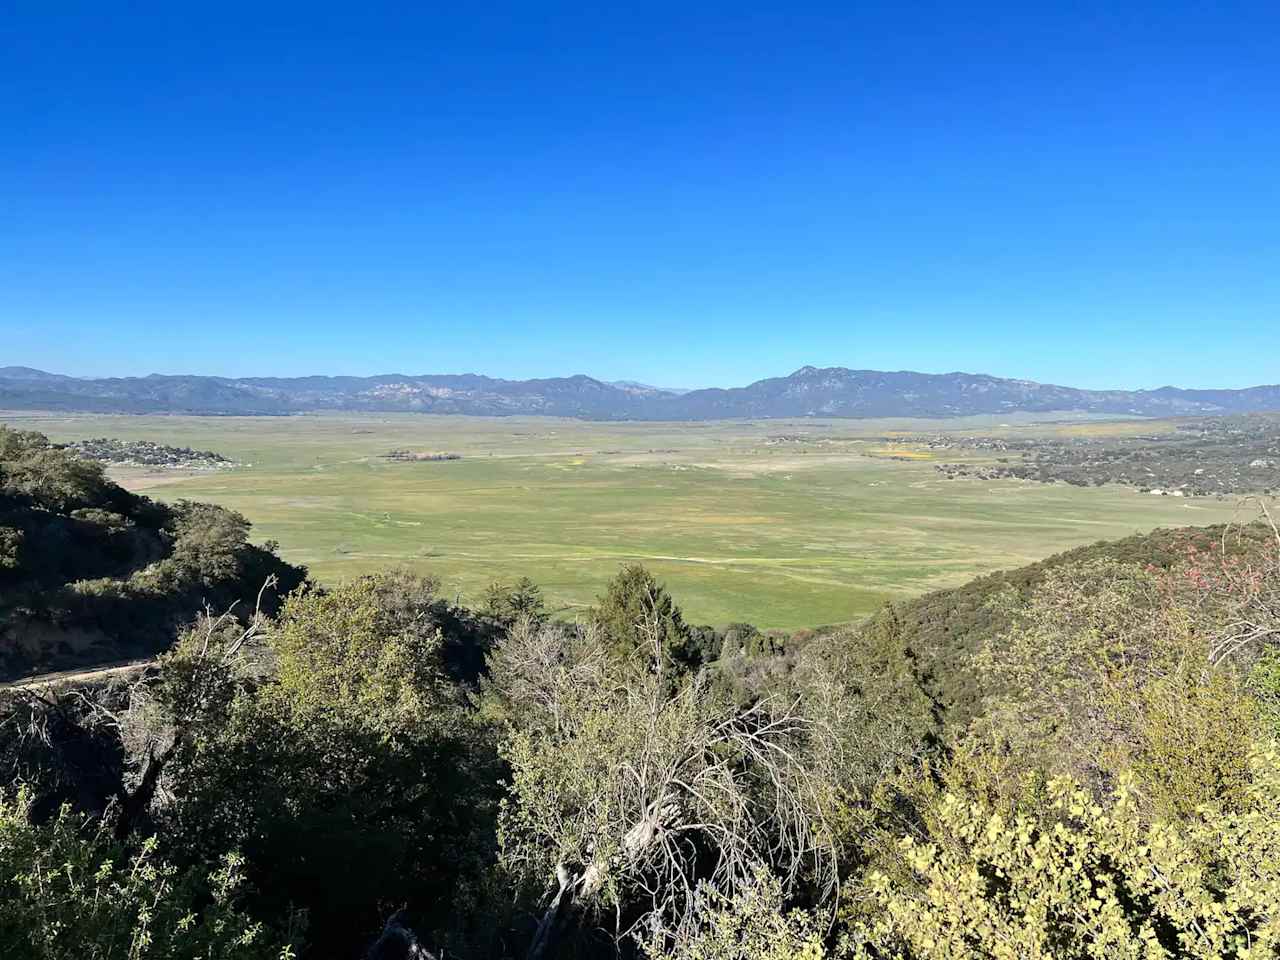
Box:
[2,365,1279,420]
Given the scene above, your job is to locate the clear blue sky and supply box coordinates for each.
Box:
[3,1,1277,389]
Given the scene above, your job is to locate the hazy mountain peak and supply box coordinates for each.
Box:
[0,366,64,381]
[1,366,1277,419]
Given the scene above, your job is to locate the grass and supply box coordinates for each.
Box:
[6,411,1259,630]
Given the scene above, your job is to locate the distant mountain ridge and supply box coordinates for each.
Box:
[2,365,1278,420]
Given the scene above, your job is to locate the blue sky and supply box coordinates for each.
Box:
[3,1,1277,390]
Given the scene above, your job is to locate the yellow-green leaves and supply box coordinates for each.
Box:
[269,572,456,741]
[0,788,298,959]
[851,749,1280,959]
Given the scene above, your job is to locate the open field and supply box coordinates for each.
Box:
[5,411,1261,630]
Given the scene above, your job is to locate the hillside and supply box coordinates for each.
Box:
[0,427,306,681]
[3,364,1280,419]
[885,520,1280,728]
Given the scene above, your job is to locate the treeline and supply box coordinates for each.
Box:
[2,429,1279,958]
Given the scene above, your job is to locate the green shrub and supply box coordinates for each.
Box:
[0,788,299,959]
[591,563,696,671]
[853,749,1280,959]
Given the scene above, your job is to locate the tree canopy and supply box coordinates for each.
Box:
[2,505,1279,960]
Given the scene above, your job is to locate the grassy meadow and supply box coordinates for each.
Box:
[4,411,1254,629]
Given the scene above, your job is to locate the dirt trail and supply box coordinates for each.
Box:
[2,659,152,691]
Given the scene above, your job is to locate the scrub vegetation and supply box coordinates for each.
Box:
[2,422,1279,958]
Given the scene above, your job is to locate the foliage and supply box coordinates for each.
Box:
[1173,518,1280,666]
[884,522,1280,730]
[269,572,458,739]
[852,748,1280,959]
[494,618,833,949]
[0,524,22,571]
[1248,645,1280,737]
[482,576,546,623]
[687,624,725,665]
[975,558,1260,817]
[793,605,939,856]
[146,573,500,957]
[0,788,299,959]
[720,623,764,656]
[477,617,610,732]
[169,501,252,584]
[0,426,117,512]
[4,499,1279,960]
[591,563,697,671]
[656,871,826,960]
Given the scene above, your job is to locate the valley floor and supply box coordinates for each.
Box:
[6,410,1262,629]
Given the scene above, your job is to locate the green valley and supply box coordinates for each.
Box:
[8,410,1256,628]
